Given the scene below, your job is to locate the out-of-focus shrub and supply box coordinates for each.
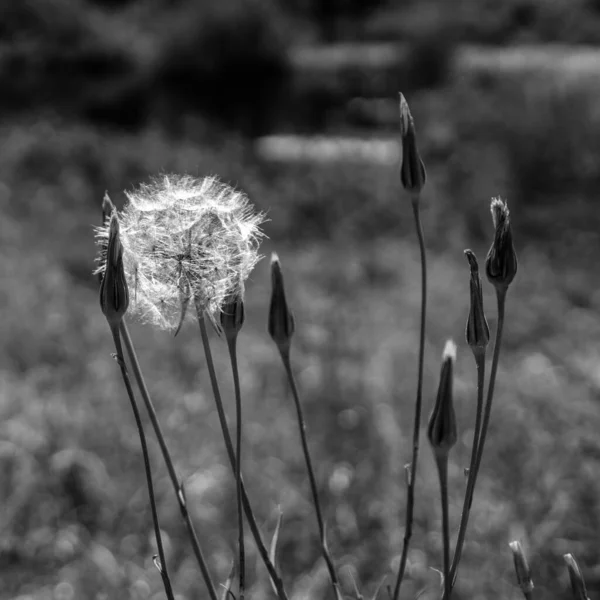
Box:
[154,0,292,137]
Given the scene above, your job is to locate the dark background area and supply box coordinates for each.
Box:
[2,0,600,598]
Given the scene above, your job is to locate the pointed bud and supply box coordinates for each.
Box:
[268,253,295,354]
[102,192,115,225]
[486,198,517,293]
[220,291,245,340]
[509,541,534,598]
[564,554,590,600]
[427,340,458,458]
[464,250,490,356]
[99,213,129,327]
[399,93,426,199]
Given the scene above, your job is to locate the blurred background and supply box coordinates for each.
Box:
[2,0,600,598]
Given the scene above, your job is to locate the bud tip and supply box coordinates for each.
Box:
[443,339,457,361]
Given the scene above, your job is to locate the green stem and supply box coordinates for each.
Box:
[392,198,427,600]
[195,305,288,600]
[447,351,486,588]
[279,350,341,599]
[449,290,506,591]
[110,325,175,600]
[119,321,218,600]
[226,335,246,600]
[435,456,451,600]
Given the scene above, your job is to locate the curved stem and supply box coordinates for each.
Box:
[435,456,451,600]
[195,306,288,600]
[279,350,341,599]
[226,335,246,600]
[447,352,486,588]
[392,199,427,600]
[110,325,175,600]
[448,290,506,591]
[119,322,218,600]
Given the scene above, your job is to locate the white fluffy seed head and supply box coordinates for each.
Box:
[94,174,265,331]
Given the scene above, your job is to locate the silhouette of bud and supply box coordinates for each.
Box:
[99,213,129,327]
[509,541,534,597]
[399,93,426,199]
[486,198,517,292]
[220,291,245,340]
[464,250,490,356]
[268,253,295,354]
[427,340,458,458]
[564,554,589,600]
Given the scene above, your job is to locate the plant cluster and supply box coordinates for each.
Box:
[93,95,590,600]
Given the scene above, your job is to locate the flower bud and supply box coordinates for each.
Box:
[464,249,490,356]
[99,213,129,327]
[268,253,295,354]
[399,93,426,199]
[220,291,245,341]
[485,198,517,292]
[564,554,589,600]
[427,340,458,458]
[509,541,534,597]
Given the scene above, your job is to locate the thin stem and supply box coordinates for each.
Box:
[279,350,341,599]
[110,325,175,600]
[392,198,427,600]
[447,352,486,588]
[448,290,506,591]
[119,321,218,600]
[226,335,246,600]
[435,456,451,600]
[195,305,288,600]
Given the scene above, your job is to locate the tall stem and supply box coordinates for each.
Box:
[392,199,427,600]
[279,350,341,599]
[119,322,218,600]
[195,306,288,600]
[110,326,175,600]
[447,352,486,588]
[226,335,246,599]
[448,290,506,591]
[435,456,451,600]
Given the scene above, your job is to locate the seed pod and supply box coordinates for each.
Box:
[564,554,589,600]
[399,93,426,199]
[509,541,534,597]
[427,340,458,458]
[99,213,129,327]
[464,249,490,356]
[486,198,518,292]
[220,291,245,341]
[268,253,295,354]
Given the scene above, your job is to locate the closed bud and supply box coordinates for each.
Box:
[464,249,490,356]
[427,340,458,458]
[220,291,245,340]
[486,198,517,292]
[564,554,590,600]
[509,541,534,597]
[399,93,426,199]
[99,213,129,327]
[268,253,295,354]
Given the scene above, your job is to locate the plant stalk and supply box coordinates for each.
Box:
[435,456,451,600]
[119,321,218,600]
[392,198,427,600]
[110,325,175,600]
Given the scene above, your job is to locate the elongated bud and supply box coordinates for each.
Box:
[564,554,589,600]
[486,198,517,293]
[268,253,295,354]
[464,250,490,356]
[427,340,458,458]
[509,541,534,598]
[99,213,129,327]
[399,93,426,200]
[220,291,245,341]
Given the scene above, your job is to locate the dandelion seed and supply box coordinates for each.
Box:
[94,175,265,331]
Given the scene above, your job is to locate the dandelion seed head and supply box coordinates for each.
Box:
[94,174,265,331]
